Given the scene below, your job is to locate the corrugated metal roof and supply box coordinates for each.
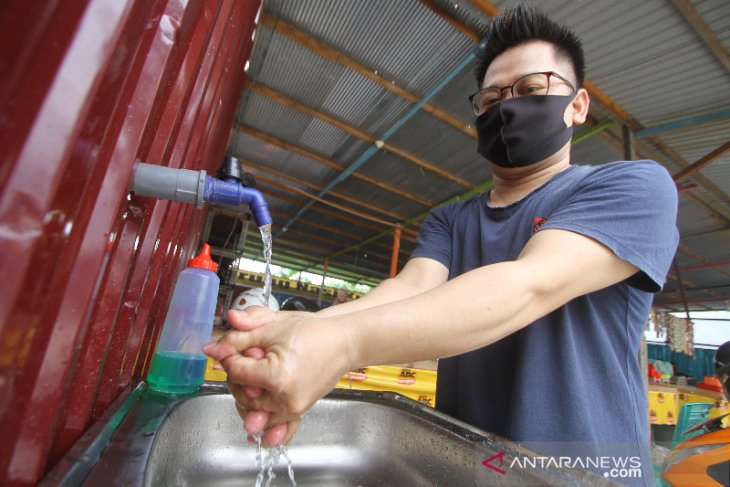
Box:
[355,150,466,203]
[267,0,477,96]
[338,176,429,216]
[692,0,730,48]
[228,131,338,183]
[239,90,353,158]
[223,0,730,307]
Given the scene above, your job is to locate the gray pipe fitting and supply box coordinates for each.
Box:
[131,163,206,208]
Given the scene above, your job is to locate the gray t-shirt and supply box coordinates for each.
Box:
[411,160,678,485]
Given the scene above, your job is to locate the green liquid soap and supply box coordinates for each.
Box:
[147,351,208,394]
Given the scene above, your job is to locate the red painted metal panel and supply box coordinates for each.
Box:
[0,0,261,484]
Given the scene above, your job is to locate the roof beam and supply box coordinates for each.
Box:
[236,124,432,207]
[677,242,730,283]
[318,177,495,269]
[654,297,730,307]
[670,0,730,74]
[600,124,730,227]
[281,227,398,263]
[259,173,399,228]
[266,208,414,260]
[419,0,481,40]
[242,253,383,286]
[672,140,730,184]
[644,135,730,206]
[246,233,391,274]
[266,208,375,248]
[241,157,410,222]
[243,239,390,280]
[249,82,475,189]
[636,109,730,138]
[679,224,730,241]
[468,0,501,17]
[258,11,475,137]
[258,183,419,243]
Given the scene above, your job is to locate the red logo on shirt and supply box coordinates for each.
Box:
[532,217,548,234]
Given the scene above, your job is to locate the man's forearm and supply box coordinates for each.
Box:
[337,260,542,368]
[334,229,638,369]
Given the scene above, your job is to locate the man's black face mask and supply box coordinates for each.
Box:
[475,93,576,168]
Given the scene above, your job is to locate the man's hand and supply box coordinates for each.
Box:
[226,307,310,401]
[204,313,353,447]
[213,308,311,446]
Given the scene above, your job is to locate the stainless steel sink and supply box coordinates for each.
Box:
[42,383,617,486]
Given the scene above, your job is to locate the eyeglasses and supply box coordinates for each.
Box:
[469,71,575,115]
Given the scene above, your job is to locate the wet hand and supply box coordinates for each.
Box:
[218,308,285,445]
[203,316,354,446]
[225,308,319,402]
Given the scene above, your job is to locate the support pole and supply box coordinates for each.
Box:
[390,227,402,278]
[202,208,218,243]
[317,259,329,307]
[235,214,251,254]
[640,333,649,427]
[672,258,692,320]
[622,125,636,161]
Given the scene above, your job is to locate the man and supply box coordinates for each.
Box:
[332,288,351,306]
[204,6,678,485]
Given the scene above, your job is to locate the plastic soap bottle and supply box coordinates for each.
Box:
[147,243,220,394]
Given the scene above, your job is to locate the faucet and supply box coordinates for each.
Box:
[130,157,272,228]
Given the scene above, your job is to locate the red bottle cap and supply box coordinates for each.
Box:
[187,243,219,272]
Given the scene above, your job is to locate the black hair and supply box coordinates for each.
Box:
[475,5,585,88]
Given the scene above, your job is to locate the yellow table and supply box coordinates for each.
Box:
[205,358,437,407]
[648,384,728,426]
[209,354,730,422]
[335,365,437,407]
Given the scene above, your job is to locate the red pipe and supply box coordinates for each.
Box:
[654,297,730,306]
[676,260,730,272]
[390,227,402,278]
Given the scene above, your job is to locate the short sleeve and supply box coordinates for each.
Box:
[410,206,453,269]
[540,160,679,292]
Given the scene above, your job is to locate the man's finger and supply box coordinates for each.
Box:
[243,347,264,397]
[244,410,270,434]
[265,418,302,447]
[245,386,263,398]
[227,307,274,331]
[264,422,291,447]
[219,354,271,394]
[202,329,257,362]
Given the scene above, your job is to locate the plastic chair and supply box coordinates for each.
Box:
[670,402,714,448]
